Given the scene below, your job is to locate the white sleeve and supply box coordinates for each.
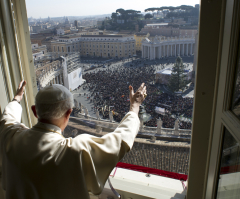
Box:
[0,101,27,194]
[0,101,22,124]
[0,101,28,155]
[111,111,140,149]
[72,111,140,195]
[0,101,27,136]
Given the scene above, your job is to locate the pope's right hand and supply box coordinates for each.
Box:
[129,83,147,115]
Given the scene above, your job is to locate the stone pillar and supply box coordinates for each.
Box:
[96,126,102,134]
[153,47,155,60]
[140,117,144,131]
[175,44,177,56]
[141,45,144,58]
[72,129,78,137]
[60,74,63,84]
[159,46,161,58]
[146,46,147,58]
[153,46,157,60]
[191,43,193,55]
[96,110,100,120]
[182,44,184,56]
[150,136,156,143]
[84,108,89,118]
[183,44,185,56]
[178,44,180,56]
[187,43,189,56]
[174,119,179,136]
[150,47,152,60]
[148,46,150,59]
[74,99,78,108]
[157,118,162,134]
[149,46,152,60]
[171,45,172,56]
[109,111,113,122]
[79,103,82,113]
[167,45,169,57]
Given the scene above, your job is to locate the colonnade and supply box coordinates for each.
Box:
[44,72,64,87]
[38,69,64,88]
[36,60,64,89]
[142,37,195,60]
[48,73,63,85]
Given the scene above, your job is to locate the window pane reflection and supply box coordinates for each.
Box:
[232,47,240,119]
[216,128,240,199]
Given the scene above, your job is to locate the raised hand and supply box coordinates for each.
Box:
[14,80,26,103]
[129,83,147,115]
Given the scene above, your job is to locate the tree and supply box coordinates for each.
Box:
[145,13,153,19]
[168,57,187,92]
[111,12,117,22]
[145,5,194,12]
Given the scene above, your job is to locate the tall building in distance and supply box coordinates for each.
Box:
[74,20,78,28]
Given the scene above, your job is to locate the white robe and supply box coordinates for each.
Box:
[0,101,140,199]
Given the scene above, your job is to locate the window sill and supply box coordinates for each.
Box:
[95,167,187,199]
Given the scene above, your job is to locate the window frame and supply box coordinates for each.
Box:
[1,0,235,198]
[205,0,240,198]
[0,0,38,127]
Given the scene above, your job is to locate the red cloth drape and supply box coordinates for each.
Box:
[220,164,240,175]
[116,162,188,181]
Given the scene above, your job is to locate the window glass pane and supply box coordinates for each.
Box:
[232,44,240,119]
[216,128,240,199]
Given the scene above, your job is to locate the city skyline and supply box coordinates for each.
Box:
[26,0,200,19]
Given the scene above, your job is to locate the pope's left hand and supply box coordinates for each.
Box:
[14,80,26,103]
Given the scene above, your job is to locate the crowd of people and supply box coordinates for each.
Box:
[82,62,193,129]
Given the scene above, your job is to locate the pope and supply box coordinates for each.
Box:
[0,80,146,199]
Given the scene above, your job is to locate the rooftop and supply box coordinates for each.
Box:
[146,23,169,26]
[157,69,172,75]
[81,35,123,37]
[135,33,148,36]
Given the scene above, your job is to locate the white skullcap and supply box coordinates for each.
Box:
[35,84,73,104]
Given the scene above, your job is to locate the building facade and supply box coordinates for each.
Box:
[50,34,136,59]
[57,28,65,35]
[32,44,47,60]
[142,36,195,60]
[80,35,136,58]
[134,33,149,52]
[140,23,198,37]
[62,53,83,91]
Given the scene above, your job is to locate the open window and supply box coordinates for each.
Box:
[1,0,239,198]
